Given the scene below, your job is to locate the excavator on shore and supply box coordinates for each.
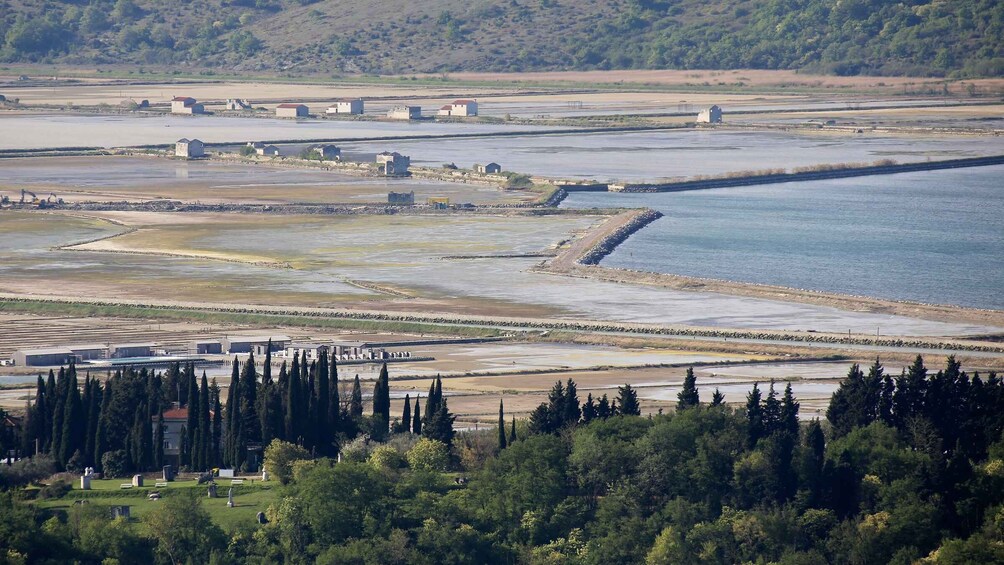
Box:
[16,189,62,208]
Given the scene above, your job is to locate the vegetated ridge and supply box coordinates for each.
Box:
[0,0,1001,77]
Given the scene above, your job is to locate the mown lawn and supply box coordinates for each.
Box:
[34,478,280,532]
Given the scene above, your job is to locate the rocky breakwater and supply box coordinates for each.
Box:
[577,209,663,265]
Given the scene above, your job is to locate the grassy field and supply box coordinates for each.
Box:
[34,477,280,532]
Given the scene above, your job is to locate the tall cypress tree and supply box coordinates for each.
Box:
[498,398,507,451]
[349,375,363,419]
[329,354,341,442]
[400,394,412,434]
[678,367,700,410]
[59,369,83,467]
[260,342,275,446]
[184,368,199,467]
[84,378,102,467]
[44,369,56,452]
[94,378,112,472]
[285,361,300,444]
[412,395,421,436]
[240,351,260,444]
[198,372,211,471]
[372,363,391,438]
[50,366,67,460]
[154,406,165,470]
[316,350,330,454]
[509,415,517,444]
[225,358,240,467]
[211,380,222,468]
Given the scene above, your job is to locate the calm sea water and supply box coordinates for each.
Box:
[562,166,1004,310]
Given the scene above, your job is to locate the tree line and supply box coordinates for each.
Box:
[3,356,1004,564]
[11,343,457,476]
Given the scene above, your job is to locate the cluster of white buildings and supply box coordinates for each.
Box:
[168,94,480,121]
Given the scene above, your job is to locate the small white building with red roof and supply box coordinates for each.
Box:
[438,99,478,117]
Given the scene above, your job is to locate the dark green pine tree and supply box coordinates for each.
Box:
[746,383,764,447]
[411,395,422,436]
[800,419,826,506]
[780,382,800,438]
[616,384,640,416]
[763,381,782,435]
[893,355,927,428]
[211,380,222,468]
[582,393,596,423]
[864,358,885,423]
[422,397,456,447]
[509,415,517,444]
[498,398,507,451]
[563,379,581,425]
[711,388,725,407]
[349,375,363,419]
[827,363,869,437]
[879,371,895,426]
[400,394,412,434]
[596,394,612,419]
[677,367,700,410]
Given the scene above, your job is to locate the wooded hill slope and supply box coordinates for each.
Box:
[1,0,1002,77]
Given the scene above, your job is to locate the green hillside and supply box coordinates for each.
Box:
[1,0,1002,77]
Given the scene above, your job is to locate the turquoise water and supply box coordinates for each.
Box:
[562,166,1004,310]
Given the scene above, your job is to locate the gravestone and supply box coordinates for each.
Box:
[219,469,235,479]
[261,469,269,482]
[111,506,130,519]
[256,511,268,524]
[131,474,143,487]
[227,487,234,508]
[80,475,91,490]
[162,465,174,482]
[207,483,217,498]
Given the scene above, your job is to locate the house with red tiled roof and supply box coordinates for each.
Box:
[438,99,478,117]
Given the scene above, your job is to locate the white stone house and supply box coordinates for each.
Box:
[171,96,205,114]
[276,103,309,118]
[376,151,410,175]
[697,105,723,124]
[327,99,364,115]
[175,138,205,158]
[438,99,478,117]
[474,162,501,174]
[257,145,280,156]
[226,98,252,110]
[387,106,421,120]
